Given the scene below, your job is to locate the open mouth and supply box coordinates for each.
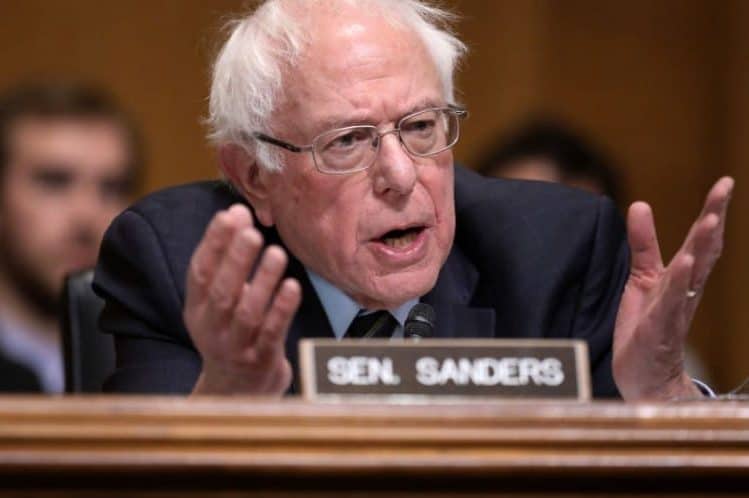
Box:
[377,225,426,249]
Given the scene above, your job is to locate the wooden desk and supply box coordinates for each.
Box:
[0,397,747,496]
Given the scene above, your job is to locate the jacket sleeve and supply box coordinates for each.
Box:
[573,196,630,398]
[93,208,201,394]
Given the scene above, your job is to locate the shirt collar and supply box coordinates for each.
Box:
[306,270,417,339]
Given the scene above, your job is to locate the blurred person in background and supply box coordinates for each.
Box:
[476,119,623,210]
[0,82,141,392]
[476,118,712,382]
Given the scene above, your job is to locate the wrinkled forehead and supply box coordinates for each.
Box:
[271,9,443,136]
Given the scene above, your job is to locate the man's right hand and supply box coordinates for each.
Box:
[184,204,302,395]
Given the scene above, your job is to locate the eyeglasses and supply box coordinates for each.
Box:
[252,105,467,175]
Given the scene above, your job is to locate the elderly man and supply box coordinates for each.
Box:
[94,0,732,399]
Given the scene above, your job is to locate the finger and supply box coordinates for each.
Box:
[702,176,734,245]
[230,282,263,351]
[685,213,720,294]
[207,226,264,321]
[255,278,302,359]
[658,253,695,343]
[627,201,664,276]
[186,204,254,307]
[681,177,734,254]
[265,359,294,395]
[672,176,733,290]
[245,245,289,312]
[697,176,734,221]
[228,245,289,348]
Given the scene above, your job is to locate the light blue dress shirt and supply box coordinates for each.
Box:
[306,270,417,339]
[0,316,63,393]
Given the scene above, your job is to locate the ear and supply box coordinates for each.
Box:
[218,144,275,227]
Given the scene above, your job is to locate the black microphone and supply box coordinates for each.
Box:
[404,303,435,339]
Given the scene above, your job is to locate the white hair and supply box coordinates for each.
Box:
[207,0,467,171]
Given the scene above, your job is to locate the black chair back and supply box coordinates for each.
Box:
[61,269,114,393]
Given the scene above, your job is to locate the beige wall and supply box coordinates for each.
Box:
[0,0,240,188]
[1,0,746,390]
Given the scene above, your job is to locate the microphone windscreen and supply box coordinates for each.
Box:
[404,303,436,338]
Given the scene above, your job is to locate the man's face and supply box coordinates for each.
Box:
[0,117,132,313]
[252,14,455,310]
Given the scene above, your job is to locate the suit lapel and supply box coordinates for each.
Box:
[421,244,496,339]
[284,259,334,395]
[259,226,335,395]
[285,254,336,344]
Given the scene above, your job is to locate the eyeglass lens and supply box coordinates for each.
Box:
[314,108,460,173]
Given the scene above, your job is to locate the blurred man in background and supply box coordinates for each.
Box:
[0,82,141,392]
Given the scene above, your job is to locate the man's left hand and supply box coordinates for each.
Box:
[613,177,734,401]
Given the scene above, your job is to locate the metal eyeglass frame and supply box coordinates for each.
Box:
[251,104,468,175]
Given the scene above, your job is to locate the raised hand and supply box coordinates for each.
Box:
[184,204,302,395]
[613,177,734,400]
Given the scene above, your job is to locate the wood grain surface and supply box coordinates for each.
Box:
[0,396,747,496]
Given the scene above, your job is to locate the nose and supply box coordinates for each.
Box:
[68,186,105,244]
[373,131,417,198]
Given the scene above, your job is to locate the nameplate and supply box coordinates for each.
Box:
[299,339,590,401]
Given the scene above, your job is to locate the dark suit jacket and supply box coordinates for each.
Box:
[93,166,629,397]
